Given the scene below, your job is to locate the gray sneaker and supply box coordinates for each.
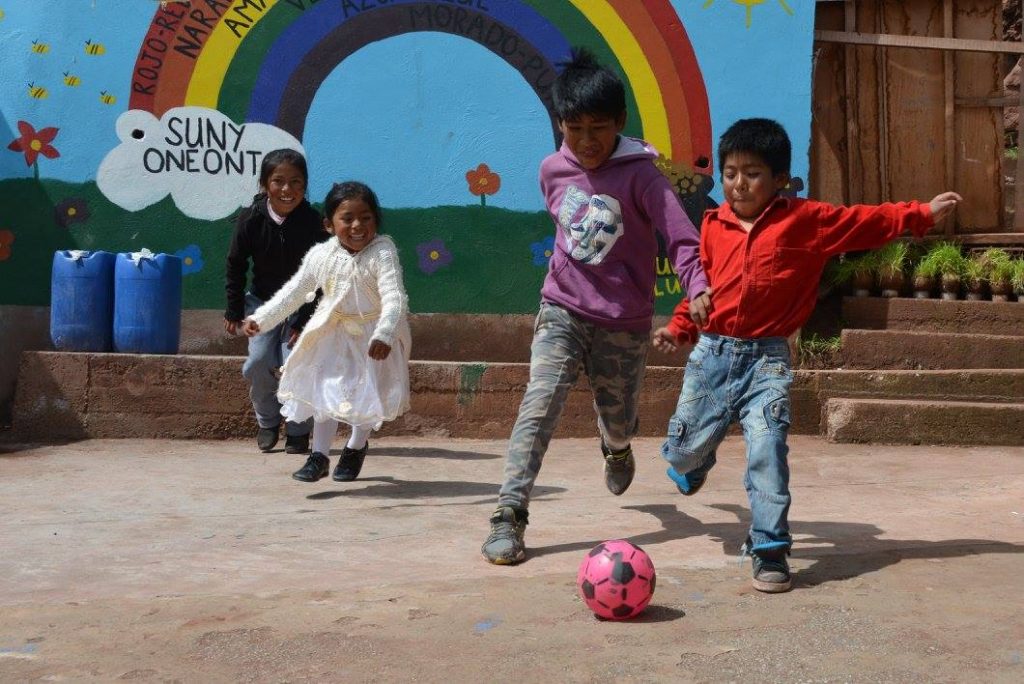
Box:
[481,506,528,565]
[602,443,636,496]
[741,539,792,593]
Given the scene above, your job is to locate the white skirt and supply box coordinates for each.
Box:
[277,315,411,430]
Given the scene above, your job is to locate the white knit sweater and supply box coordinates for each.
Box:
[251,234,409,347]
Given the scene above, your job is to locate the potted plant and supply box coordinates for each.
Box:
[832,252,877,297]
[911,253,938,299]
[1012,258,1024,303]
[875,241,908,297]
[963,252,987,301]
[980,248,1014,302]
[923,242,965,301]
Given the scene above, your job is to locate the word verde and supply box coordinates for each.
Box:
[142,116,262,176]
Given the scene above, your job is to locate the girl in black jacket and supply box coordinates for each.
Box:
[224,149,328,454]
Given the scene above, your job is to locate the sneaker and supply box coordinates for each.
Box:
[665,467,707,496]
[332,442,368,481]
[256,424,280,452]
[481,506,528,565]
[292,452,329,482]
[602,442,635,496]
[741,539,792,593]
[284,434,310,454]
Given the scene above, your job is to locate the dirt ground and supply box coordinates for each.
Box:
[1,435,1022,683]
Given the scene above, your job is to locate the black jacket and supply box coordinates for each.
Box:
[224,196,327,328]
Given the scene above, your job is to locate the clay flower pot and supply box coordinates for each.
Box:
[878,271,904,298]
[964,278,987,301]
[940,274,960,301]
[990,278,1013,303]
[851,271,874,297]
[912,274,934,299]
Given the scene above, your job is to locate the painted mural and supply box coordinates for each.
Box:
[0,0,813,314]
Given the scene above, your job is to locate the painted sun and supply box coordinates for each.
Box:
[703,0,795,28]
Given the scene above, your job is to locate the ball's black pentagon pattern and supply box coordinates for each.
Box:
[610,555,636,585]
[580,579,596,600]
[587,543,608,558]
[611,603,636,619]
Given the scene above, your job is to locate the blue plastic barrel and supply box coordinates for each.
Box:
[113,251,183,354]
[50,250,116,352]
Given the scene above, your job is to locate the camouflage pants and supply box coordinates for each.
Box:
[497,303,649,510]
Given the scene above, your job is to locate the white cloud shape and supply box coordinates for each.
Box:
[97,107,304,221]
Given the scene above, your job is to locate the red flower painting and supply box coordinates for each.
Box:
[8,120,60,177]
[465,163,501,206]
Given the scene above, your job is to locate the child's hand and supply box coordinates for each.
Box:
[688,287,713,328]
[368,340,392,360]
[652,327,681,354]
[242,318,261,337]
[929,192,962,224]
[224,318,241,336]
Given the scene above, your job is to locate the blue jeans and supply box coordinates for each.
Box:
[241,293,311,437]
[661,333,793,550]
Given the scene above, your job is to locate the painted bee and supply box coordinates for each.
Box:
[28,82,48,99]
[84,40,105,56]
[63,72,81,87]
[31,40,50,54]
[99,90,116,105]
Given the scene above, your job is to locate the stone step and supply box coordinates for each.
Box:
[840,329,1024,369]
[841,297,1024,337]
[13,353,1021,446]
[807,369,1024,402]
[824,397,1024,446]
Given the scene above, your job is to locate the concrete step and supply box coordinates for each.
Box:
[807,369,1024,402]
[840,329,1024,369]
[841,297,1024,337]
[824,397,1024,446]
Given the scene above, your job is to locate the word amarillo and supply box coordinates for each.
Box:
[143,116,261,175]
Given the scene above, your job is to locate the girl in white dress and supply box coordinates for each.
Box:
[243,181,411,483]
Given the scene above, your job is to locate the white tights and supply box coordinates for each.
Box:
[311,419,371,455]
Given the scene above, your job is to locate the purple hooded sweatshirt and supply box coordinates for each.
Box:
[539,136,707,333]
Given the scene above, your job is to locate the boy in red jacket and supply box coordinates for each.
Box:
[654,118,960,593]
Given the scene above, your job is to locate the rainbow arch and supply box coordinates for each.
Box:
[130,0,712,171]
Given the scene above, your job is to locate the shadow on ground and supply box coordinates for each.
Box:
[527,502,1024,589]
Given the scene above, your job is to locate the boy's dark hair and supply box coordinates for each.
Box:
[551,47,626,122]
[323,181,382,226]
[717,118,791,176]
[258,148,308,188]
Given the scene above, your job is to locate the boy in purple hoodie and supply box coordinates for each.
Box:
[481,48,709,564]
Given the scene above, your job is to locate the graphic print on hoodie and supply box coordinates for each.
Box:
[557,187,623,265]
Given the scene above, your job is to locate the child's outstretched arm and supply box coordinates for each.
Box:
[818,192,962,256]
[368,237,409,360]
[243,248,319,336]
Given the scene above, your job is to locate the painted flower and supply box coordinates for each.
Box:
[465,163,501,206]
[530,236,555,266]
[0,230,15,261]
[7,120,60,168]
[174,244,205,275]
[416,239,453,275]
[54,197,90,228]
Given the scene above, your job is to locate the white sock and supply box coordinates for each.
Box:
[347,425,371,450]
[312,419,338,455]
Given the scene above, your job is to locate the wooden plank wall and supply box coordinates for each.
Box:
[811,0,1006,237]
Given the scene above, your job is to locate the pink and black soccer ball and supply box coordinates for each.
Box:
[576,539,656,620]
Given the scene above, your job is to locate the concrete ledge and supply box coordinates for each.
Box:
[841,297,1024,337]
[9,352,820,442]
[824,397,1024,446]
[841,329,1024,369]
